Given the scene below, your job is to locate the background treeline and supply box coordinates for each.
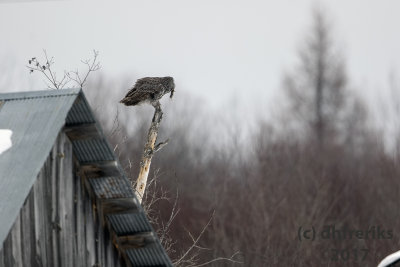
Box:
[78,8,400,267]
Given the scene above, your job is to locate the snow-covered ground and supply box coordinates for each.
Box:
[0,129,12,155]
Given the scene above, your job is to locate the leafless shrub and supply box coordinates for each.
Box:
[27,49,100,89]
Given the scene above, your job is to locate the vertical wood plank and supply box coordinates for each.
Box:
[34,168,46,267]
[59,133,74,267]
[85,196,96,267]
[28,190,38,267]
[96,198,105,267]
[56,134,65,267]
[46,146,55,267]
[75,170,87,267]
[3,232,13,267]
[11,213,22,266]
[0,247,4,267]
[20,191,37,267]
[51,143,61,267]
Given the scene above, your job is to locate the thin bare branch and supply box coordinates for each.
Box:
[27,49,100,90]
[154,139,169,153]
[159,188,179,243]
[173,211,215,266]
[192,251,243,267]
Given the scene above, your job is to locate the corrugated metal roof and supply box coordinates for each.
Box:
[89,176,135,199]
[72,138,115,162]
[107,213,153,235]
[126,243,172,267]
[65,94,96,125]
[0,88,173,267]
[0,89,80,101]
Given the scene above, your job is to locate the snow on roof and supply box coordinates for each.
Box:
[0,129,12,155]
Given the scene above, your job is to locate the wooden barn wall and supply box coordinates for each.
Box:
[0,132,123,267]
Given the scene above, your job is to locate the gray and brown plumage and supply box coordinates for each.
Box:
[120,77,175,107]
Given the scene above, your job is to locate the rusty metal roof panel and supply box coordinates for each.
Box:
[89,176,134,199]
[126,243,172,267]
[107,213,152,236]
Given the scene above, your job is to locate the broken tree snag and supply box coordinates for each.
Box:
[135,101,168,203]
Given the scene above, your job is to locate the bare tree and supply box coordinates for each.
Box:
[283,7,347,147]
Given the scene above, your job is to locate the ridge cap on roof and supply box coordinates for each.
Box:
[0,88,81,101]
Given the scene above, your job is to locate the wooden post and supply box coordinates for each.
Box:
[135,102,168,203]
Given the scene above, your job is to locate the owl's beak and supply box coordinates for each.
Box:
[170,89,175,98]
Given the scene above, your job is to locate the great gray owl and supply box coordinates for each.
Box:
[120,77,175,107]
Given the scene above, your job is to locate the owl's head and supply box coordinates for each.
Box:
[163,76,175,98]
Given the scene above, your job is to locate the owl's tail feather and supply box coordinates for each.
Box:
[120,97,139,106]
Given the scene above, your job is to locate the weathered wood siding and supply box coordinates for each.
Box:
[0,132,123,267]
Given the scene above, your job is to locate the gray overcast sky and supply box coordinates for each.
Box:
[1,0,400,122]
